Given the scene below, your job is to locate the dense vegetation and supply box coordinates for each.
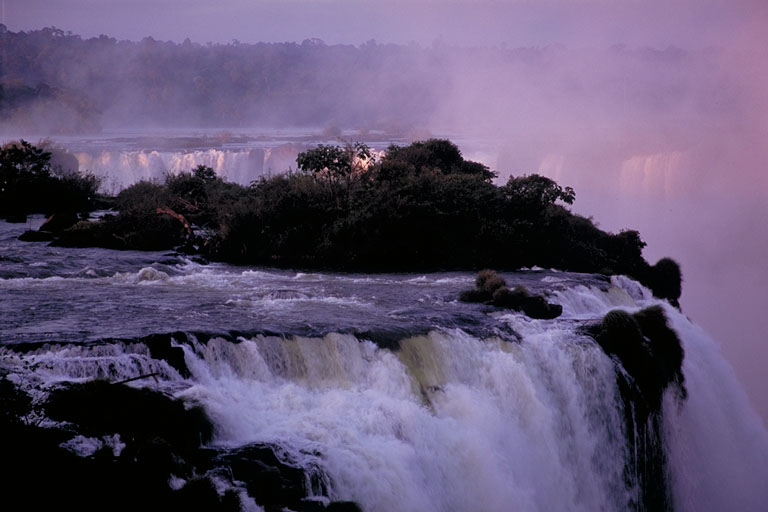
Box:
[0,139,100,222]
[5,137,682,302]
[211,139,658,281]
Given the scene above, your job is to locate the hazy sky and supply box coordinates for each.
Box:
[4,0,767,48]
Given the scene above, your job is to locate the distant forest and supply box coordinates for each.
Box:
[0,25,452,133]
[0,24,740,135]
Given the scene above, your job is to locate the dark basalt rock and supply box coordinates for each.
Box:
[44,380,213,451]
[1,378,236,512]
[2,375,363,512]
[458,288,492,303]
[520,295,563,320]
[18,229,56,242]
[213,444,313,511]
[40,211,80,233]
[138,332,192,378]
[0,376,33,424]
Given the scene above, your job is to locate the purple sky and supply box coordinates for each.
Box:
[4,0,767,48]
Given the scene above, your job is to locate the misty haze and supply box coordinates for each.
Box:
[1,1,767,511]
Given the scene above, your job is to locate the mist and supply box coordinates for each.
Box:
[432,44,768,423]
[2,0,767,423]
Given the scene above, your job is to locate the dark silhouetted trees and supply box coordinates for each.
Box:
[0,139,100,220]
[12,139,680,301]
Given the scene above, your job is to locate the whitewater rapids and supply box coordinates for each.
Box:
[1,219,767,511]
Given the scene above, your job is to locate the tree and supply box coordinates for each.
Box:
[0,139,53,178]
[503,174,575,210]
[296,142,374,181]
[193,165,217,182]
[380,139,496,182]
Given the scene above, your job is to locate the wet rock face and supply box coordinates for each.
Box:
[1,379,233,512]
[44,380,214,450]
[18,229,56,242]
[1,378,364,512]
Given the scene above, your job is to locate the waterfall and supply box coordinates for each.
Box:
[3,278,767,511]
[73,145,304,192]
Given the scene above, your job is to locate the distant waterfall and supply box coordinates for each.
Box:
[74,144,304,192]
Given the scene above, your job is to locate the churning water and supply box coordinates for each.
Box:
[1,217,767,511]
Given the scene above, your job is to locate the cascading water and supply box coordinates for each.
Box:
[3,218,767,512]
[74,146,305,192]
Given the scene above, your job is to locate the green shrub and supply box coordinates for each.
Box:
[476,269,506,293]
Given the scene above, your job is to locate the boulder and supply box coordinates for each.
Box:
[492,285,529,309]
[19,229,55,242]
[40,211,80,233]
[214,444,314,511]
[460,271,562,319]
[521,295,563,319]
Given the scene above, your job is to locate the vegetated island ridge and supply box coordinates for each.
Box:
[0,137,682,306]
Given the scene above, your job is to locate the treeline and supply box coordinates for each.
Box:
[5,138,681,302]
[0,25,703,134]
[0,25,447,133]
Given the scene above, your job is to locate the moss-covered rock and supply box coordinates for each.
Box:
[460,271,562,319]
[593,305,685,410]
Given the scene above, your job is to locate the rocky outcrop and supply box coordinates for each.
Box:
[586,305,686,512]
[40,211,80,233]
[18,229,56,242]
[591,305,685,410]
[52,212,188,251]
[1,377,364,512]
[460,270,562,319]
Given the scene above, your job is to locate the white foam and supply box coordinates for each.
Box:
[177,329,631,511]
[663,305,768,512]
